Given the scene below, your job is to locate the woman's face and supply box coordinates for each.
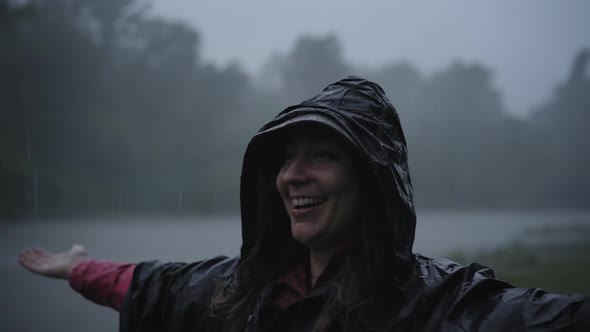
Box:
[275,126,360,251]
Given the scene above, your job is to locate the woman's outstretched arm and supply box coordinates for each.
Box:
[18,244,135,311]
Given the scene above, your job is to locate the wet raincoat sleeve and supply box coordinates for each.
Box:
[404,258,590,331]
[119,256,238,332]
[572,299,590,330]
[450,283,590,331]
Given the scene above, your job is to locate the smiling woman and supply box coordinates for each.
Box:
[276,125,360,251]
[275,125,361,287]
[19,77,590,331]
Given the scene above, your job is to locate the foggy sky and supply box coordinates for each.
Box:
[151,0,590,117]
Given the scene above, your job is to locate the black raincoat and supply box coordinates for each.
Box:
[120,77,589,331]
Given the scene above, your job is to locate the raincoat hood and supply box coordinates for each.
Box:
[240,76,416,262]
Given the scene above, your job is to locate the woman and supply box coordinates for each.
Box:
[19,77,589,331]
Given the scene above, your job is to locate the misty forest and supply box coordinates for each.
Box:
[1,0,589,220]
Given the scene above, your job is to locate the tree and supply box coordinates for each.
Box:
[531,49,590,208]
[409,62,511,208]
[280,34,352,103]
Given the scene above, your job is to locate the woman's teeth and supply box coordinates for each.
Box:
[291,197,326,208]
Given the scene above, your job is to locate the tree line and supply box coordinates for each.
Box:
[1,0,588,219]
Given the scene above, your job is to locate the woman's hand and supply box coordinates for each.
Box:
[18,244,88,280]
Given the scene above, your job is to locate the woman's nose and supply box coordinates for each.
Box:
[280,155,310,185]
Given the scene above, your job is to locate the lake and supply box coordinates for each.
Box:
[2,211,589,332]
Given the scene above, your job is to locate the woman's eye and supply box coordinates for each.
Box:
[283,151,295,162]
[314,150,337,161]
[280,150,295,169]
[281,145,295,160]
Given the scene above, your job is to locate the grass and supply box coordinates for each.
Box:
[448,224,590,295]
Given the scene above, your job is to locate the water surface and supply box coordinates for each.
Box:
[2,211,588,332]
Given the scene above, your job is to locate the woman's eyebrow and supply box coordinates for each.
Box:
[304,131,339,142]
[310,137,341,147]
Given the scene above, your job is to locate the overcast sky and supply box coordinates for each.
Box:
[151,0,590,117]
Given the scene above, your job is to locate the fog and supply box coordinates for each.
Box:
[1,1,589,330]
[152,0,590,116]
[2,0,589,217]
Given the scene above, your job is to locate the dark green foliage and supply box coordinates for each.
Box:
[0,1,588,219]
[449,224,590,294]
[0,0,249,217]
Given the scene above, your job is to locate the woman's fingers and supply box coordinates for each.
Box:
[31,248,46,255]
[21,249,43,261]
[28,250,45,261]
[18,253,42,273]
[18,247,55,275]
[18,249,36,264]
[20,248,45,259]
[18,245,88,280]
